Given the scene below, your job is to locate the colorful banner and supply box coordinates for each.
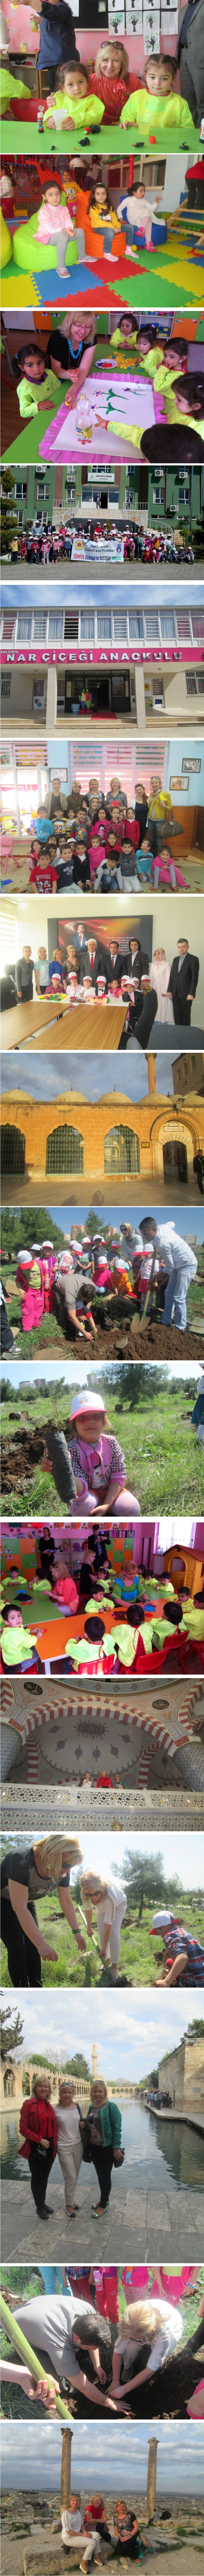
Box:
[1,645,203,667]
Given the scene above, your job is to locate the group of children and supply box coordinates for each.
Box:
[1,1517,204,1674]
[15,314,204,467]
[2,162,204,293]
[27,781,184,897]
[1,38,201,141]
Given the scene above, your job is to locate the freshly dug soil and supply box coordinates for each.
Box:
[1,1428,45,1492]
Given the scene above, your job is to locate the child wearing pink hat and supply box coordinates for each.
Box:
[68,1391,139,1515]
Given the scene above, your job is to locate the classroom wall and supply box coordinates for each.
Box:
[4,7,180,77]
[10,890,204,1024]
[164,742,204,801]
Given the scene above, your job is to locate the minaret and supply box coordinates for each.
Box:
[92,2041,98,2080]
[146,1052,156,1097]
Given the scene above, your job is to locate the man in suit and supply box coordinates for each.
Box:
[167,938,199,1026]
[77,933,112,990]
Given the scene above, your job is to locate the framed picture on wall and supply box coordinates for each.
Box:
[170,774,188,791]
[182,757,201,774]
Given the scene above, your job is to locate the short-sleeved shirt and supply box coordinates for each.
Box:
[0,1846,70,1905]
[14,2292,96,2379]
[116,2300,181,2374]
[70,1430,126,1497]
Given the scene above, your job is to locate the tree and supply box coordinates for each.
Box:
[0,2005,24,2062]
[64,2054,90,2079]
[0,1208,61,1256]
[185,2019,204,2039]
[1,469,19,559]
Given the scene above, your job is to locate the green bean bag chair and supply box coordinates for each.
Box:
[0,209,12,268]
[13,211,78,273]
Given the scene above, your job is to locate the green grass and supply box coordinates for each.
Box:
[1,1888,204,1991]
[1,1260,204,1363]
[1,1373,204,1516]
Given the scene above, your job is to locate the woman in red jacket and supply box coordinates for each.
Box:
[19,2071,58,2221]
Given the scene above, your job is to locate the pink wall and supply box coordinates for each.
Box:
[5,9,179,76]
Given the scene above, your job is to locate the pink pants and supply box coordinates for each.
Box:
[21,1287,44,1332]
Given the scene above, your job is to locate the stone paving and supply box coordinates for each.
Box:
[1,2177,204,2263]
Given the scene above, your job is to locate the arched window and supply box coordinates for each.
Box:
[0,1122,25,1176]
[104,1124,140,1177]
[46,1122,84,1177]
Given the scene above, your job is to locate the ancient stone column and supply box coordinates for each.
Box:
[60,2429,73,2511]
[146,2437,158,2522]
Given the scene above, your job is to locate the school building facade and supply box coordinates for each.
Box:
[2,462,204,535]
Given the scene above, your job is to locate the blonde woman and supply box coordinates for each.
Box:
[80,2077,123,2216]
[111,2295,183,2406]
[0,1833,86,1985]
[81,1871,127,1983]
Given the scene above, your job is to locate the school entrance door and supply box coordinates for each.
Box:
[163,1139,188,1184]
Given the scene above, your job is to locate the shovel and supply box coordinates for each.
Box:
[130,1250,157,1336]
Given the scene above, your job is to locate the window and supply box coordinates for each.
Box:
[128,613,144,640]
[104,1123,140,1176]
[113,615,127,641]
[46,1122,84,1176]
[2,614,16,640]
[144,614,159,641]
[0,675,11,700]
[159,613,176,641]
[186,669,204,696]
[64,614,79,640]
[17,614,32,641]
[33,614,47,641]
[81,614,95,642]
[15,480,27,498]
[191,613,204,642]
[1,1122,25,1176]
[97,614,112,641]
[48,613,63,641]
[175,614,191,641]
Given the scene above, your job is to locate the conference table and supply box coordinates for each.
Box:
[3,999,127,1052]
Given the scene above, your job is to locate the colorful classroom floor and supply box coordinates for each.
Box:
[2,222,204,311]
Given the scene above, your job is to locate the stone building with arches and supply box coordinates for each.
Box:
[1,1060,204,1204]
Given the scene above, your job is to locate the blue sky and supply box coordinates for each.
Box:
[1,2416,204,2495]
[7,1987,202,2075]
[1,1359,200,1392]
[1,1052,176,1103]
[49,1203,204,1243]
[3,1830,203,1891]
[2,579,202,616]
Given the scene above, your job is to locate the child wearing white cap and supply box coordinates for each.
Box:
[68,1391,139,1515]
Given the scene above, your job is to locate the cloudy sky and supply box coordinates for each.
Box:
[2,1829,202,1892]
[1,1052,175,1103]
[7,1987,201,2076]
[3,579,199,616]
[1,2416,203,2495]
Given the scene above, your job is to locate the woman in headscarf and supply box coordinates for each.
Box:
[0,1833,86,1984]
[149,950,174,1024]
